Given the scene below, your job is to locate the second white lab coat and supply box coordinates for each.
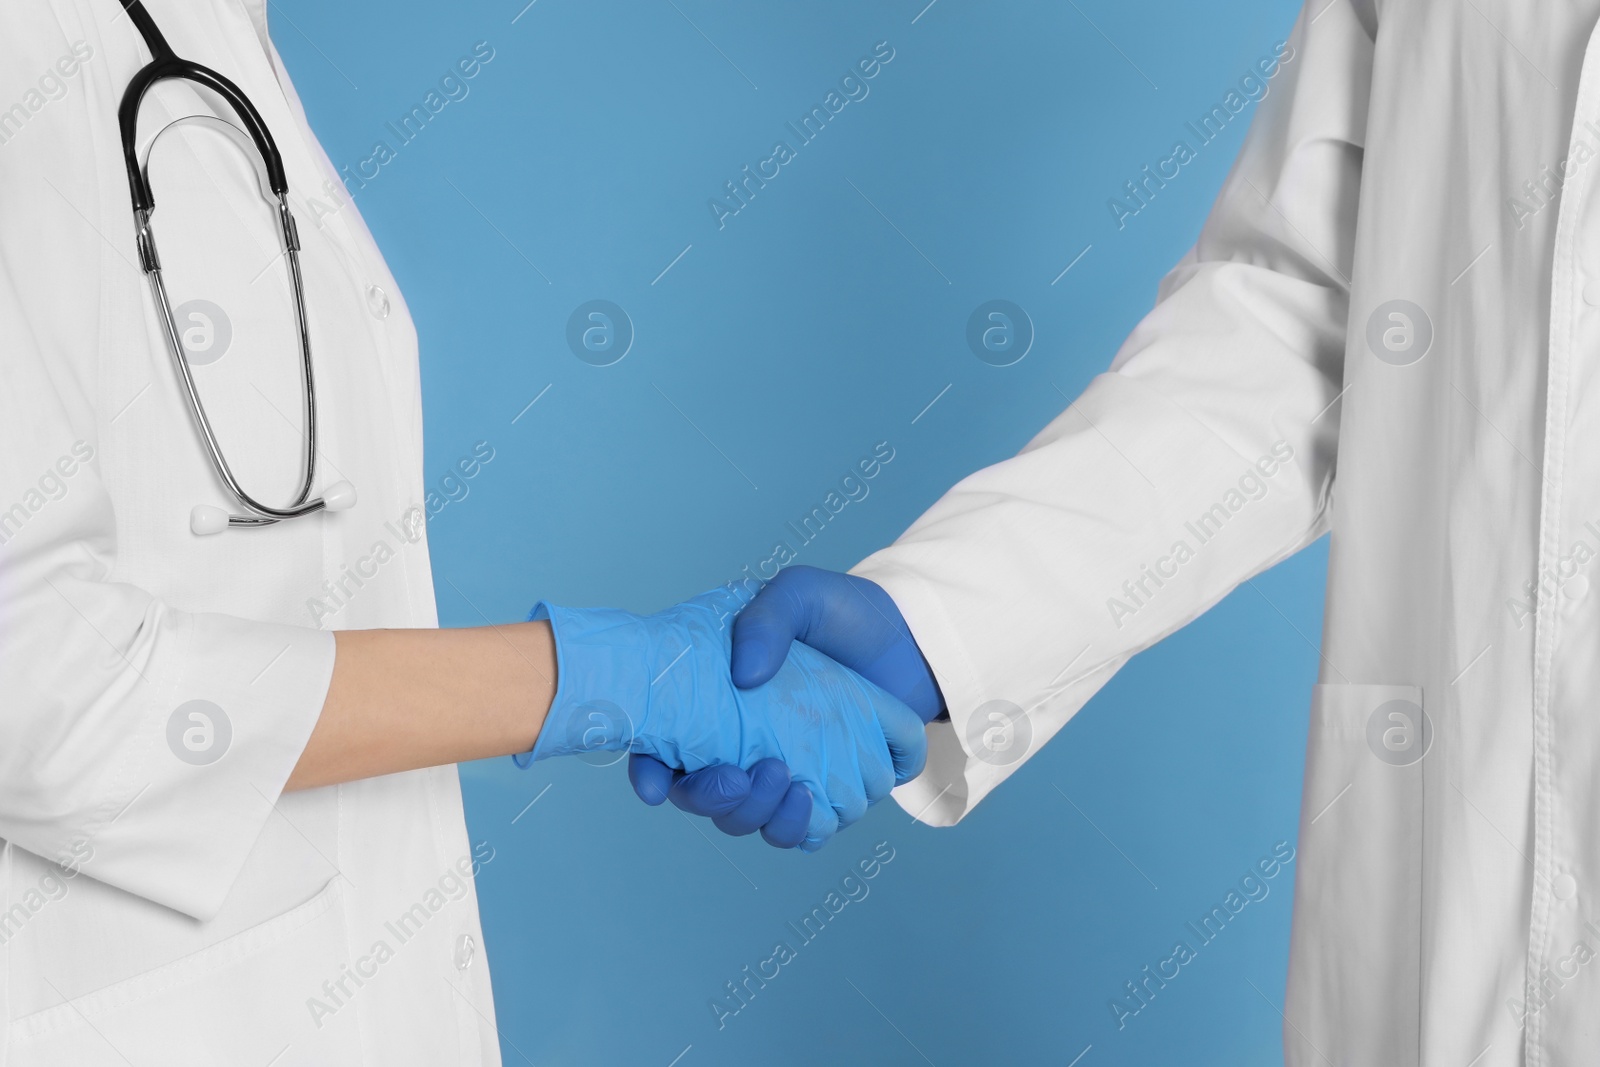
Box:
[857,1,1600,1063]
[0,3,499,1064]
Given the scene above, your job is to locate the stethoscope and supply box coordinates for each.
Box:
[115,0,355,535]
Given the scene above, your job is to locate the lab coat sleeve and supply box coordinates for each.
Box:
[0,301,335,921]
[853,0,1376,826]
[0,30,333,920]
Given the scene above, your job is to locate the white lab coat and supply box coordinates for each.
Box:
[0,3,499,1064]
[857,1,1600,1063]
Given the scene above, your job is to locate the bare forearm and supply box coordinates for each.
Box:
[286,621,558,791]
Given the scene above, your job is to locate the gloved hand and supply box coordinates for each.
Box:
[523,588,927,852]
[731,566,944,720]
[629,567,943,839]
[628,756,813,848]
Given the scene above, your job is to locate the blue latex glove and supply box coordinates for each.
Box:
[629,566,943,835]
[731,566,944,720]
[629,756,813,849]
[525,588,926,851]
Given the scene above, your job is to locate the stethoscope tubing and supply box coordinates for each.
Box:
[143,216,324,524]
[116,0,351,531]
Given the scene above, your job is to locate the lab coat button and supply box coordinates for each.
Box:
[454,933,476,970]
[366,284,391,320]
[1553,873,1578,900]
[1584,279,1600,307]
[1564,574,1589,601]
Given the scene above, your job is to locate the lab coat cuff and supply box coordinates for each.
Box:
[76,614,335,922]
[850,558,1016,827]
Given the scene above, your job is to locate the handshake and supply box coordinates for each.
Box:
[521,567,944,851]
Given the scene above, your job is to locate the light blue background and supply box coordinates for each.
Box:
[272,1,1323,1063]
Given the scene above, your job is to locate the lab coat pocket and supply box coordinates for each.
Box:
[1283,683,1426,1067]
[8,876,360,1067]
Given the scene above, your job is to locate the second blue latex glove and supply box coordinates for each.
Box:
[629,566,943,834]
[730,566,944,720]
[629,756,813,848]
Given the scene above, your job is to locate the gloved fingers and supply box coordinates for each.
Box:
[628,753,681,806]
[730,568,817,689]
[798,783,840,853]
[875,692,929,785]
[828,771,870,831]
[860,738,897,806]
[712,758,791,837]
[668,763,754,818]
[760,782,813,849]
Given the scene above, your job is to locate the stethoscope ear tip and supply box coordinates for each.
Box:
[323,481,357,512]
[191,505,231,536]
